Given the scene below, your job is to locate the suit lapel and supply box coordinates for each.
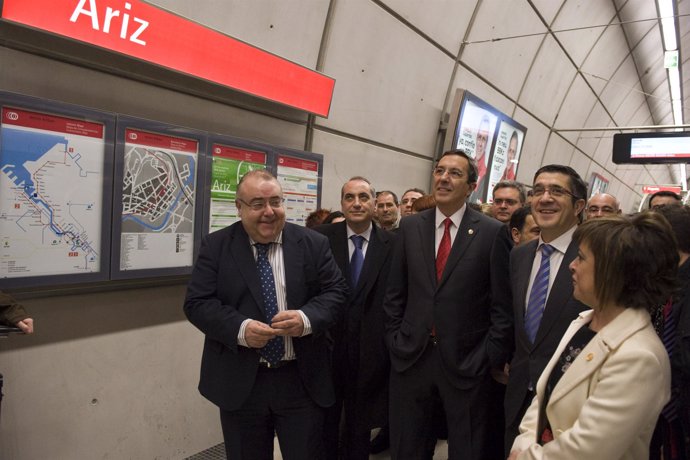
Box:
[281,224,303,311]
[356,226,389,300]
[329,222,350,275]
[231,225,265,315]
[418,209,438,288]
[438,207,479,288]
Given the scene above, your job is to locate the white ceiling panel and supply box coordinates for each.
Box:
[569,149,592,179]
[580,26,632,95]
[511,108,551,185]
[541,135,576,167]
[551,0,615,66]
[553,74,597,143]
[615,0,658,46]
[599,57,642,115]
[378,0,477,53]
[519,35,578,124]
[460,0,546,101]
[147,0,329,68]
[312,129,433,209]
[449,67,520,116]
[529,0,566,26]
[319,0,454,155]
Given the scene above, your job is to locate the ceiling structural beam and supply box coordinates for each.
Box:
[555,124,690,132]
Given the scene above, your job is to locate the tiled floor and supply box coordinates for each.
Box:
[186,431,450,459]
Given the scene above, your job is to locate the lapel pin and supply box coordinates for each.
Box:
[468,229,474,235]
[585,353,593,361]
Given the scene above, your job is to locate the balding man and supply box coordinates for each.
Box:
[184,170,348,459]
[586,192,621,219]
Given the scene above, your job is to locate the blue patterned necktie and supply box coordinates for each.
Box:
[525,244,555,343]
[255,243,284,365]
[350,235,365,287]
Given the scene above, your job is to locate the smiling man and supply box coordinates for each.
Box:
[384,150,513,459]
[503,164,589,453]
[184,169,348,459]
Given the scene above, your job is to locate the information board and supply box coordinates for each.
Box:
[276,155,320,226]
[208,143,267,232]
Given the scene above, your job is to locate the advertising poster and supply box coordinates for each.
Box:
[455,101,498,202]
[119,128,198,270]
[486,121,525,202]
[209,144,266,232]
[0,107,105,278]
[588,173,609,198]
[276,155,319,226]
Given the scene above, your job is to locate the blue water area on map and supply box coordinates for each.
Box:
[1,127,67,196]
[1,127,70,237]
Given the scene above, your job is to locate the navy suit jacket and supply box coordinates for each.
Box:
[184,221,348,411]
[504,237,588,428]
[384,206,513,389]
[314,221,395,426]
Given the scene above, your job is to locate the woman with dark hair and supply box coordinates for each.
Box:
[322,210,345,225]
[509,212,677,460]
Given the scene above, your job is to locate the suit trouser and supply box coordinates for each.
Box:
[219,362,325,460]
[389,342,491,460]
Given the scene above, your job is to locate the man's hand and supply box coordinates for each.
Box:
[15,318,34,334]
[491,362,510,385]
[270,310,305,337]
[245,320,277,348]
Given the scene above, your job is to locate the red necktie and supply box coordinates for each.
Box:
[436,218,452,281]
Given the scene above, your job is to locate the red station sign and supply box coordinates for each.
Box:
[0,0,335,117]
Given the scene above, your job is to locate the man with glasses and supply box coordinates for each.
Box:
[384,150,513,459]
[184,169,348,459]
[491,181,526,223]
[585,192,621,219]
[504,164,589,454]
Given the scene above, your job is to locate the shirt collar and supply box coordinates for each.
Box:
[435,204,466,229]
[248,231,283,246]
[537,224,576,254]
[346,222,373,241]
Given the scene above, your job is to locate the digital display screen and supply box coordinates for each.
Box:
[613,132,690,164]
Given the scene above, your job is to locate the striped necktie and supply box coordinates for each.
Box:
[525,244,555,343]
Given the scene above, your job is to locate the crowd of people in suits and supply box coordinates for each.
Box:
[184,153,690,460]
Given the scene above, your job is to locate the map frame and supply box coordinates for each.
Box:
[0,91,115,289]
[110,116,206,280]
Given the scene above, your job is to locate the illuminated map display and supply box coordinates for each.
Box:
[0,107,105,278]
[119,128,198,271]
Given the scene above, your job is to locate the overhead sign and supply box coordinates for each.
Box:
[642,185,682,194]
[0,0,335,117]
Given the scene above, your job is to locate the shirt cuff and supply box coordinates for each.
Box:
[238,318,251,347]
[298,310,312,337]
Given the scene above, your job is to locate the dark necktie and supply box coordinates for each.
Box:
[525,244,555,343]
[255,243,284,365]
[436,218,452,281]
[350,235,365,287]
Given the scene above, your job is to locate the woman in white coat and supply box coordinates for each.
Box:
[508,212,678,460]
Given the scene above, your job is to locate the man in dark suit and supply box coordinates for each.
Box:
[315,176,395,460]
[184,169,348,460]
[384,150,513,459]
[504,164,588,453]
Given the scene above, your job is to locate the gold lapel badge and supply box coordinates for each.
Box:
[468,229,474,235]
[585,353,594,361]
